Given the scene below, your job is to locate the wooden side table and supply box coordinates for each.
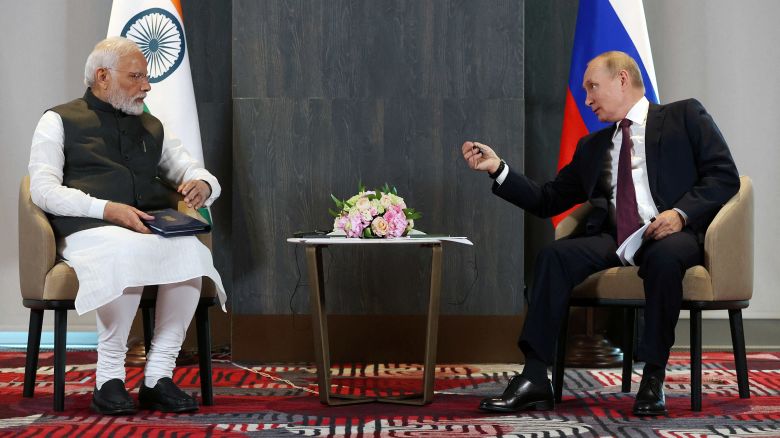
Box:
[288,237,447,405]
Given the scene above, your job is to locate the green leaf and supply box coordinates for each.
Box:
[403,208,422,220]
[358,180,366,193]
[330,194,344,209]
[363,227,373,238]
[328,208,340,218]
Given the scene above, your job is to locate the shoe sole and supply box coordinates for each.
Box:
[479,399,554,413]
[90,400,137,416]
[139,402,199,413]
[633,409,668,416]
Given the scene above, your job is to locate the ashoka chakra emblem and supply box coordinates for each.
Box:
[121,8,185,83]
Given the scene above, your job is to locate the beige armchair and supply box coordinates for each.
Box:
[551,176,753,412]
[19,175,218,411]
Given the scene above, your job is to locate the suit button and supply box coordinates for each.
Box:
[137,194,143,200]
[124,155,130,161]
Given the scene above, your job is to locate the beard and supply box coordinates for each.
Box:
[106,82,146,115]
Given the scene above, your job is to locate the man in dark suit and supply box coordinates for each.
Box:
[461,51,739,416]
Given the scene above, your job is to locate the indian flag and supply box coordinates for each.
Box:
[107,0,204,165]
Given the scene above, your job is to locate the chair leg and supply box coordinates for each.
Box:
[690,309,702,412]
[195,303,214,406]
[553,306,570,404]
[621,308,635,393]
[729,309,751,399]
[23,309,45,398]
[53,309,68,412]
[142,306,154,356]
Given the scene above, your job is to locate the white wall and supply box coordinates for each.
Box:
[0,1,111,331]
[644,1,780,319]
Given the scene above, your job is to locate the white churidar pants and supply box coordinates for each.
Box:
[95,277,201,389]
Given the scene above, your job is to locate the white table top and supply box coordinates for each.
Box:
[287,236,472,245]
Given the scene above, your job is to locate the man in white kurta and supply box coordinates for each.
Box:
[28,37,226,415]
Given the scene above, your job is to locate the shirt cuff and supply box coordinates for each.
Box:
[495,163,510,185]
[89,199,109,219]
[673,207,688,225]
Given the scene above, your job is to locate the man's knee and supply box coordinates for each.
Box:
[638,233,700,278]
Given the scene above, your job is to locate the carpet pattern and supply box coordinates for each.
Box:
[0,351,779,436]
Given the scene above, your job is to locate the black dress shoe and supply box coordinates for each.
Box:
[479,375,554,413]
[91,378,137,415]
[139,377,199,413]
[633,375,667,416]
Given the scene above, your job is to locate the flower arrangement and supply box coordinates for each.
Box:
[330,183,422,238]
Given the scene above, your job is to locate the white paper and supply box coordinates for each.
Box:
[616,222,651,266]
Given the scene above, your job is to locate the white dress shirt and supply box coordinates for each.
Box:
[608,96,659,225]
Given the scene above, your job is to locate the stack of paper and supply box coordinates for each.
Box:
[616,222,650,266]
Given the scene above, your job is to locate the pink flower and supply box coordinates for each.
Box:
[383,205,408,238]
[370,217,389,237]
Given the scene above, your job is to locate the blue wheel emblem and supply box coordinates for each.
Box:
[121,8,185,83]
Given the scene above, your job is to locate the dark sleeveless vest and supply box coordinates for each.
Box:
[48,89,177,237]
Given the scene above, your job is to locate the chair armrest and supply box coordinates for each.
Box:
[554,203,593,240]
[176,201,212,251]
[175,200,215,296]
[703,176,754,301]
[18,175,57,299]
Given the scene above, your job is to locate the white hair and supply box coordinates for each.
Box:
[83,37,142,87]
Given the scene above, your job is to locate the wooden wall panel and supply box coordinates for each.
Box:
[232,0,525,317]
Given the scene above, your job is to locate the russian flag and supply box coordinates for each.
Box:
[552,0,660,227]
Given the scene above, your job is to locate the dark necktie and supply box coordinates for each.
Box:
[616,119,642,244]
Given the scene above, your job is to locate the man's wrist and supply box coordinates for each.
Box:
[489,159,506,179]
[200,179,213,197]
[672,207,688,225]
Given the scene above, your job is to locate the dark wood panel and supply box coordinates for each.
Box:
[232,314,525,363]
[232,97,524,316]
[233,0,523,99]
[523,0,578,282]
[232,0,525,318]
[181,2,234,348]
[233,0,324,98]
[182,0,232,104]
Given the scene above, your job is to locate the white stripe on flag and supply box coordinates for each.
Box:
[609,0,659,100]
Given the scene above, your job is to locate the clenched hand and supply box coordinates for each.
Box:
[461,141,502,174]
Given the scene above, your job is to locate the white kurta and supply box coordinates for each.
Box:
[29,110,227,315]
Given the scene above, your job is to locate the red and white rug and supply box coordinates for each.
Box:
[1,351,779,436]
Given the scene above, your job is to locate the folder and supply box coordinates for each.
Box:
[142,208,211,237]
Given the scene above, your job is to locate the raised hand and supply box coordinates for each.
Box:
[461,141,502,174]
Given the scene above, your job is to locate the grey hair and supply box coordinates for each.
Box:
[83,37,142,87]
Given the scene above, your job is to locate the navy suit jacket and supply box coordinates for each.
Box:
[493,98,740,241]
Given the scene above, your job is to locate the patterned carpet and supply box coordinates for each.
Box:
[1,351,779,436]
